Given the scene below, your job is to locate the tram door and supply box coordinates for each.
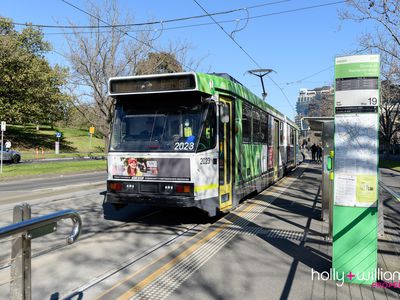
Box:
[219,98,233,211]
[273,119,279,180]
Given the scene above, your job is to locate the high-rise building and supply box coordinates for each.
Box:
[295,86,334,142]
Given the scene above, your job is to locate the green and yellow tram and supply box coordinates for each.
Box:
[106,72,299,216]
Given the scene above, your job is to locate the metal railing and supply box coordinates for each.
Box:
[379,181,400,202]
[0,203,82,300]
[378,180,400,237]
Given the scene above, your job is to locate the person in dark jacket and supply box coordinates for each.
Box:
[311,143,317,161]
[317,144,323,162]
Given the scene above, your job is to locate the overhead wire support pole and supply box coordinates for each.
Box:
[192,0,296,114]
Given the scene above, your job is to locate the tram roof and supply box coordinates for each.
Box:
[196,72,292,124]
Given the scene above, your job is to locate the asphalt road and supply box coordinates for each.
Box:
[0,171,107,205]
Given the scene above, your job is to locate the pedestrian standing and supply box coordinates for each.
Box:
[311,143,317,161]
[317,144,323,163]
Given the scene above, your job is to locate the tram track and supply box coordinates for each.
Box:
[64,222,202,298]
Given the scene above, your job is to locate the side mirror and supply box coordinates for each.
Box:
[220,104,229,123]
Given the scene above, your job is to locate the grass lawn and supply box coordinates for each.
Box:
[20,151,105,160]
[5,125,105,154]
[379,159,400,172]
[0,160,106,179]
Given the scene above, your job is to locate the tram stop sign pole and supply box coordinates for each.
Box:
[332,55,380,285]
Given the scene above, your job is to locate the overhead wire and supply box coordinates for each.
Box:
[192,0,297,113]
[12,0,291,29]
[284,48,371,86]
[285,66,333,85]
[59,0,195,71]
[14,1,346,39]
[14,0,346,109]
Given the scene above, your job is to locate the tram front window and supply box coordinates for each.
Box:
[110,94,216,152]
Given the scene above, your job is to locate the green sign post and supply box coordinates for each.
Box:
[332,54,380,285]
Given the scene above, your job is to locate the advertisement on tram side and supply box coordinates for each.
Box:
[108,156,191,181]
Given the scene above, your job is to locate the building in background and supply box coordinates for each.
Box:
[295,86,334,147]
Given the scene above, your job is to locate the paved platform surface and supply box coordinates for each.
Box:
[90,162,400,300]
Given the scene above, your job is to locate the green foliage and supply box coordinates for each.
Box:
[0,17,69,125]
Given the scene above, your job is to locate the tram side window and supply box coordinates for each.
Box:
[267,115,273,145]
[242,104,252,143]
[261,113,268,144]
[290,127,294,145]
[252,109,262,143]
[279,122,284,145]
[198,104,217,151]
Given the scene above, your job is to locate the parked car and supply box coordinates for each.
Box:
[0,147,21,163]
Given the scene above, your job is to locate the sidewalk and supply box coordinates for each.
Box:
[164,162,399,300]
[89,161,400,300]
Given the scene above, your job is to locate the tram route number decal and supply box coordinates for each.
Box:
[174,142,194,151]
[200,157,211,165]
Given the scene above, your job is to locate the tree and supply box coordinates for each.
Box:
[341,0,400,150]
[64,0,200,149]
[380,80,400,153]
[0,17,69,125]
[136,52,183,75]
[307,87,334,118]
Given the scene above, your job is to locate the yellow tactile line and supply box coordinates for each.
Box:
[95,164,307,300]
[94,203,255,300]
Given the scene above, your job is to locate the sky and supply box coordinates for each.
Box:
[1,0,372,119]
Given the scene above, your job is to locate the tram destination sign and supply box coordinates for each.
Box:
[334,55,380,114]
[109,74,196,95]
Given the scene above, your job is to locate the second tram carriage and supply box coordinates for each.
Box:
[106,72,299,216]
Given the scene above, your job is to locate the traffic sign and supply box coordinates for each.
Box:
[89,126,95,134]
[1,121,6,132]
[55,132,62,138]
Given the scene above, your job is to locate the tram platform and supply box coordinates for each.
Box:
[91,161,400,300]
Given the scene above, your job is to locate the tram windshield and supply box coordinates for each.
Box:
[109,93,216,152]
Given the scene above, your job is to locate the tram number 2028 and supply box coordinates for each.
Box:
[174,142,194,151]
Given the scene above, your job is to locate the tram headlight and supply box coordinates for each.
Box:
[162,184,174,194]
